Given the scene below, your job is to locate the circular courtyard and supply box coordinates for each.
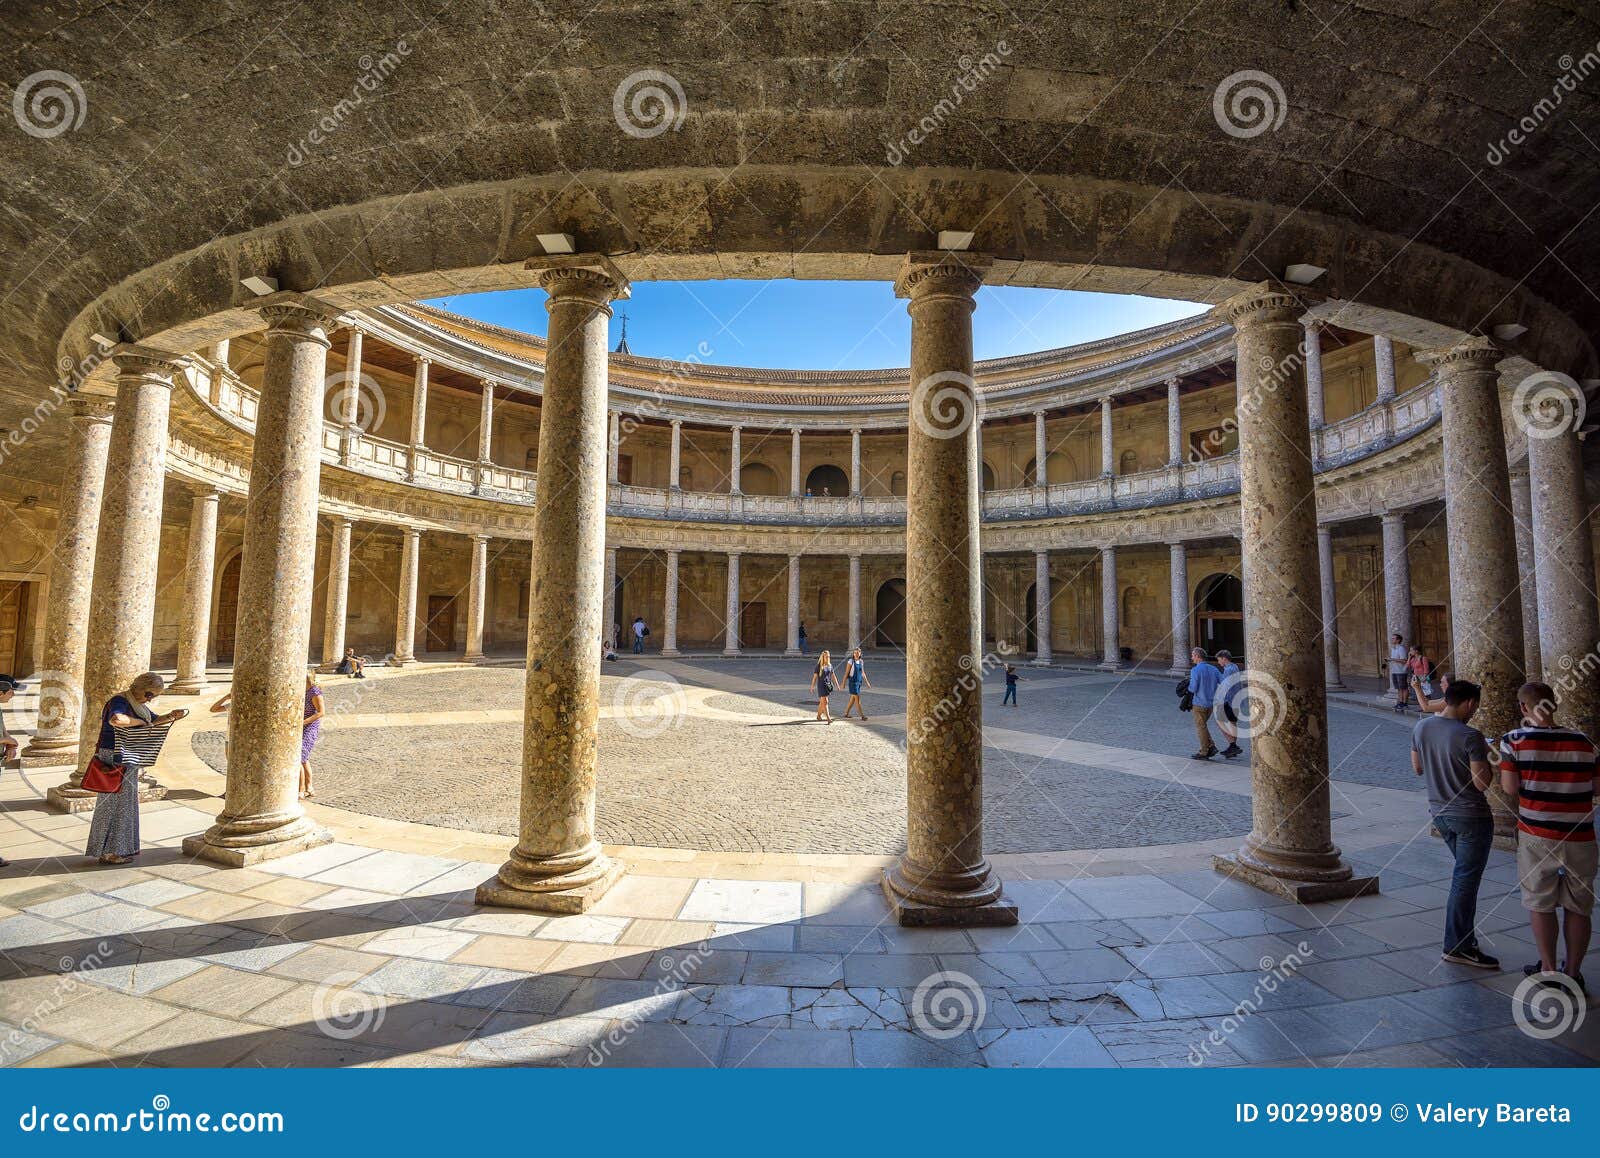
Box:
[190,658,1417,855]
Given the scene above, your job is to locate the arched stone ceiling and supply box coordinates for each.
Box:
[3,1,1598,400]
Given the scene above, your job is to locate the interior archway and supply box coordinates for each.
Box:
[739,461,781,495]
[874,579,907,648]
[805,464,848,496]
[1195,572,1245,660]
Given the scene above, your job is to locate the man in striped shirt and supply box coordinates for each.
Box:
[1498,681,1600,990]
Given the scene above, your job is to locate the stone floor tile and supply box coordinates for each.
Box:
[257,842,376,879]
[1202,1008,1361,1064]
[842,953,939,988]
[460,1012,608,1065]
[1002,879,1102,923]
[1297,957,1424,1001]
[741,951,844,987]
[200,937,308,972]
[983,1024,1117,1067]
[364,926,479,961]
[264,943,391,985]
[800,882,888,925]
[310,850,466,895]
[725,1026,853,1067]
[1094,1018,1239,1067]
[1194,909,1300,938]
[793,986,906,1030]
[452,911,549,938]
[1118,941,1233,978]
[1393,981,1517,1032]
[242,877,337,907]
[588,875,695,920]
[850,1027,981,1067]
[1426,1024,1591,1067]
[449,933,562,973]
[233,1029,397,1067]
[107,879,201,907]
[586,1021,725,1067]
[673,983,792,1027]
[538,941,652,979]
[1031,947,1138,985]
[615,918,715,949]
[1312,1042,1455,1067]
[0,1023,60,1065]
[1069,876,1217,919]
[639,946,747,986]
[932,952,1050,988]
[530,913,630,945]
[29,987,179,1049]
[353,958,488,1002]
[1301,992,1454,1054]
[23,892,113,920]
[680,879,804,924]
[150,964,297,1016]
[117,1009,263,1066]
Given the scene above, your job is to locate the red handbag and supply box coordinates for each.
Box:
[80,756,125,793]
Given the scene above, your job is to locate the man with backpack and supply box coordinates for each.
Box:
[632,615,649,654]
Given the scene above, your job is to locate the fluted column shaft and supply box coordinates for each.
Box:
[1097,547,1121,669]
[662,550,680,656]
[1168,541,1190,675]
[69,356,175,801]
[1380,511,1413,648]
[320,517,353,669]
[848,554,862,649]
[1032,551,1052,665]
[1318,525,1346,690]
[169,490,221,695]
[723,553,742,655]
[883,251,1014,926]
[465,534,489,661]
[184,306,334,865]
[1510,467,1542,679]
[479,258,628,912]
[395,529,420,664]
[1214,285,1368,901]
[25,398,114,770]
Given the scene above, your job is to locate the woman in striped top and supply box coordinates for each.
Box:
[86,672,187,865]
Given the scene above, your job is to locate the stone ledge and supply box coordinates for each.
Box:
[181,825,334,868]
[880,873,1020,927]
[1212,853,1380,904]
[474,858,627,915]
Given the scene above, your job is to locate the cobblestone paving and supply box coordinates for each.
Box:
[194,659,1412,855]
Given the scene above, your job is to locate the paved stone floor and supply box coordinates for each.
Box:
[0,660,1593,1068]
[193,659,1399,853]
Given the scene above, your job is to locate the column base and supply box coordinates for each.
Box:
[1212,852,1378,905]
[1166,665,1191,677]
[463,651,486,664]
[182,819,333,868]
[476,855,625,915]
[391,656,415,667]
[1325,680,1348,692]
[19,740,78,769]
[48,779,168,814]
[166,679,210,696]
[722,649,740,658]
[1097,660,1124,671]
[1030,655,1052,667]
[880,868,1018,927]
[783,648,801,658]
[660,648,681,658]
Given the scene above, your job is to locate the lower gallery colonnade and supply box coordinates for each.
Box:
[16,259,1600,923]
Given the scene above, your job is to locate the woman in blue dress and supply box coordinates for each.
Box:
[840,647,872,720]
[86,672,186,865]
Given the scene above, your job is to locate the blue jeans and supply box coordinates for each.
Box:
[632,636,644,654]
[1002,685,1017,705]
[1433,813,1493,955]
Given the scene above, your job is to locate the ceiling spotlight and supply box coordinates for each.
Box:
[937,230,974,251]
[1283,263,1326,285]
[240,275,279,296]
[1492,323,1529,342]
[537,233,576,255]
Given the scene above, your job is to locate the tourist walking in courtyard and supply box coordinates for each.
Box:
[1412,679,1499,969]
[632,615,649,654]
[1215,649,1243,759]
[840,648,871,720]
[1389,632,1411,712]
[799,621,808,655]
[1187,647,1221,760]
[300,673,325,799]
[1002,664,1023,707]
[1499,681,1599,990]
[86,672,186,865]
[809,649,835,723]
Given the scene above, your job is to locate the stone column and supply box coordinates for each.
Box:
[662,549,681,657]
[1097,546,1121,669]
[723,552,742,655]
[883,250,1015,926]
[394,528,420,664]
[183,304,334,866]
[478,256,628,913]
[602,547,618,651]
[338,327,363,466]
[1303,320,1325,428]
[848,553,862,649]
[784,554,802,656]
[1509,465,1543,680]
[1318,524,1346,690]
[729,426,743,493]
[1526,397,1600,741]
[1167,540,1190,676]
[850,427,862,496]
[1166,377,1183,465]
[168,488,221,695]
[1033,410,1048,486]
[465,533,489,662]
[668,419,682,490]
[1032,550,1052,666]
[790,427,802,496]
[57,355,175,811]
[319,516,354,671]
[208,338,232,404]
[607,411,621,484]
[22,397,114,770]
[1213,284,1372,902]
[407,355,429,477]
[476,380,495,490]
[1100,396,1114,475]
[1423,338,1523,843]
[1380,510,1413,649]
[1373,335,1397,402]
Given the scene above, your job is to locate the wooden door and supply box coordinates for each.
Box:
[617,454,633,485]
[0,582,25,671]
[740,601,767,649]
[1413,605,1451,675]
[214,554,241,663]
[426,595,457,653]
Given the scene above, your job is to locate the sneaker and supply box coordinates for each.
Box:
[1190,749,1215,761]
[1221,743,1242,758]
[1442,947,1499,969]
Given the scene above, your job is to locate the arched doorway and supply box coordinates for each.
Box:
[981,462,995,491]
[889,470,906,496]
[874,579,906,647]
[739,461,781,495]
[1194,572,1244,659]
[214,553,241,663]
[805,463,848,496]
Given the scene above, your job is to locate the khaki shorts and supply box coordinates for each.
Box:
[1517,833,1599,915]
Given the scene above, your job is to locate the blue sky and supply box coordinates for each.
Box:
[424,282,1206,370]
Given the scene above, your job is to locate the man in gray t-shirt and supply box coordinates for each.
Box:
[1410,680,1498,969]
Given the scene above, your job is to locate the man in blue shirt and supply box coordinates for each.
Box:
[1187,647,1222,760]
[1215,648,1243,759]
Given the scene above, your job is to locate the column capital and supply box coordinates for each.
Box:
[185,483,223,503]
[1300,316,1325,333]
[1415,335,1501,373]
[1166,537,1189,550]
[259,302,335,345]
[665,546,680,559]
[893,251,992,301]
[414,354,431,368]
[480,377,497,391]
[401,526,422,541]
[1164,375,1182,389]
[726,550,742,560]
[730,423,743,433]
[111,348,184,382]
[850,425,862,435]
[525,254,631,303]
[670,418,683,428]
[471,532,491,543]
[331,514,356,530]
[1380,508,1410,525]
[1219,282,1311,328]
[68,395,116,424]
